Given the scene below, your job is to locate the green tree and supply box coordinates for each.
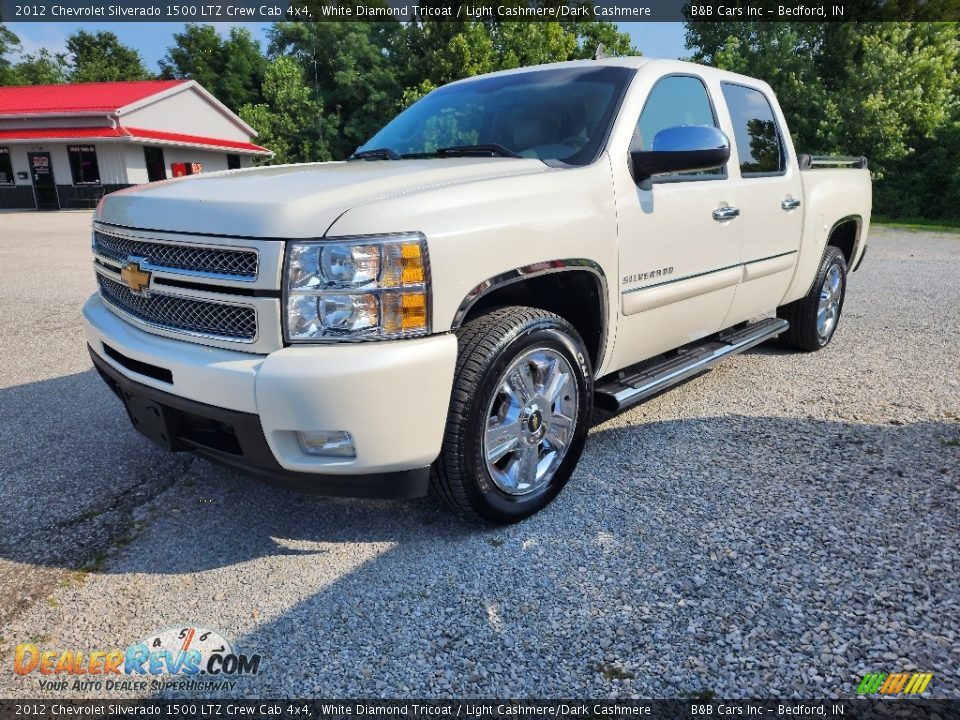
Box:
[11,49,70,85]
[269,21,401,158]
[395,19,638,105]
[684,22,960,179]
[239,56,329,165]
[0,23,20,85]
[219,28,268,109]
[160,25,266,111]
[67,30,152,82]
[160,24,222,91]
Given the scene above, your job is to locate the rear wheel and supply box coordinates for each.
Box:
[777,246,847,351]
[432,307,592,523]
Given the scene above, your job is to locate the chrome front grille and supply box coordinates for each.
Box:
[97,274,257,342]
[94,230,258,279]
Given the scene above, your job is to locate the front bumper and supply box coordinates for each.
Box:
[83,294,458,497]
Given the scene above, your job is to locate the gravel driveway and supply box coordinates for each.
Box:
[0,211,957,699]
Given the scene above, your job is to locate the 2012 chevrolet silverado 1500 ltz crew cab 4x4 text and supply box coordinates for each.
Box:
[83,57,871,523]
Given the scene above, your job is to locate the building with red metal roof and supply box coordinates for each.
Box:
[0,79,272,210]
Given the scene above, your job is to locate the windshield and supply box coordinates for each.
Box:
[356,66,635,166]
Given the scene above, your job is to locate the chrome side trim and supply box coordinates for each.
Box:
[452,259,609,371]
[623,261,742,295]
[742,250,798,281]
[623,250,798,297]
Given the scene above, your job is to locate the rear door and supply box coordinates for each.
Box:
[719,82,804,326]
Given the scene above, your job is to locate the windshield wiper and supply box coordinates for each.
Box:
[434,144,521,158]
[349,147,401,161]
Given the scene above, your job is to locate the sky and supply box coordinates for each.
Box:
[5,21,688,70]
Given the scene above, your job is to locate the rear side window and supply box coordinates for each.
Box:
[721,83,785,176]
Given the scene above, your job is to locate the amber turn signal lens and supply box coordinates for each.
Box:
[401,243,425,285]
[381,291,427,334]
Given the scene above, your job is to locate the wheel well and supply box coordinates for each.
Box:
[827,217,860,266]
[459,270,606,369]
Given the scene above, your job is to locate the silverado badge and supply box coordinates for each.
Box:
[120,261,151,295]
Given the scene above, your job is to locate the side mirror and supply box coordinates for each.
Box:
[630,125,730,186]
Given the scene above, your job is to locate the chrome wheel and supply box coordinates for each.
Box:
[482,348,579,496]
[817,263,842,341]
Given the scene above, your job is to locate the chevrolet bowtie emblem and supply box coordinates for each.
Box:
[120,261,151,294]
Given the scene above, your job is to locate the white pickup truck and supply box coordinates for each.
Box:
[83,57,871,522]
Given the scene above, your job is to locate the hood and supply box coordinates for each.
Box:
[96,158,552,238]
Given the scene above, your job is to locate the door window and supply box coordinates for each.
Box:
[633,75,723,180]
[0,147,14,185]
[68,145,101,185]
[721,83,786,176]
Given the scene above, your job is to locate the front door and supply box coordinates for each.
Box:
[144,146,166,182]
[28,153,59,210]
[609,74,743,371]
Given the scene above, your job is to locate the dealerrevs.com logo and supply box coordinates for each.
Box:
[13,626,261,693]
[857,672,934,695]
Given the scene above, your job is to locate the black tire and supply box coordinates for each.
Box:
[432,306,593,524]
[777,246,848,352]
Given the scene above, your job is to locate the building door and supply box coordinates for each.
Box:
[28,153,59,210]
[144,147,166,182]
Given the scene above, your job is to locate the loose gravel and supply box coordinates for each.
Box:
[0,212,957,699]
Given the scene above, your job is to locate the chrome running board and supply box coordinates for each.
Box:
[594,318,789,412]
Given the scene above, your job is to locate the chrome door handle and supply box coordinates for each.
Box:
[712,206,740,222]
[781,198,801,210]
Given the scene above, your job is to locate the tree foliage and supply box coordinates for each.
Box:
[160,25,267,111]
[685,22,960,217]
[1,26,150,84]
[268,21,402,160]
[67,30,152,82]
[239,56,330,164]
[0,23,20,85]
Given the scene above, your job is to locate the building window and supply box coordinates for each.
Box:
[227,154,241,170]
[68,145,101,185]
[0,147,14,186]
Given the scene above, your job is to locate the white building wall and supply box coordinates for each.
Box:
[6,145,32,186]
[5,142,131,185]
[122,87,252,142]
[124,144,149,184]
[161,146,234,173]
[92,143,130,184]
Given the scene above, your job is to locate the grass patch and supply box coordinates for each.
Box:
[589,662,635,681]
[941,437,960,448]
[872,216,960,234]
[683,689,717,700]
[485,537,505,548]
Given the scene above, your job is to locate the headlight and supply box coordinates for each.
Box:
[284,233,429,341]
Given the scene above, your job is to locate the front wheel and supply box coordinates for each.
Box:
[432,307,593,523]
[777,246,848,351]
